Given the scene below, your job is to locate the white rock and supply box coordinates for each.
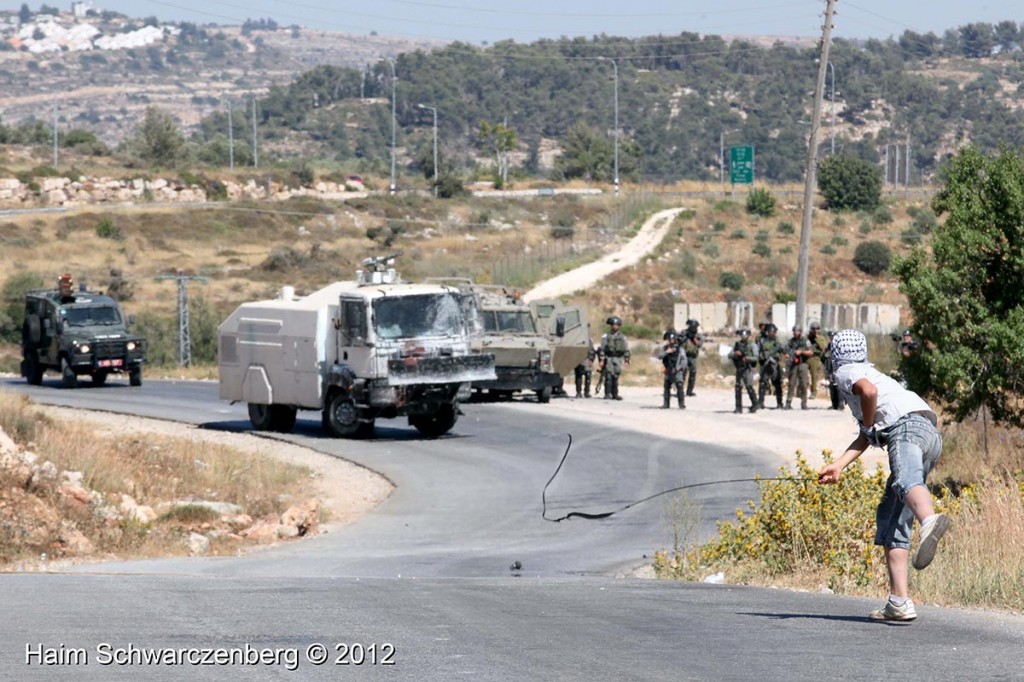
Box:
[187,532,210,556]
[703,571,725,584]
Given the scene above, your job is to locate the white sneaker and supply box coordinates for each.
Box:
[913,514,952,570]
[869,599,917,621]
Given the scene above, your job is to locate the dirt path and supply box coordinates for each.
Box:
[523,207,686,301]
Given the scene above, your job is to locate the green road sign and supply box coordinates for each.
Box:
[729,145,755,184]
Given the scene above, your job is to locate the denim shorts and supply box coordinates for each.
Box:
[874,413,943,550]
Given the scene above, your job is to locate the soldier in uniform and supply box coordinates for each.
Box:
[731,329,759,414]
[574,338,597,398]
[757,323,785,409]
[681,319,703,397]
[599,316,630,400]
[785,325,814,410]
[822,330,843,410]
[658,329,686,409]
[807,321,826,399]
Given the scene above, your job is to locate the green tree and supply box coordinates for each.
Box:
[477,120,517,188]
[1,271,45,343]
[891,146,1024,426]
[18,3,31,24]
[817,154,881,211]
[130,106,187,167]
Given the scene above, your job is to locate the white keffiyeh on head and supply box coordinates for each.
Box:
[829,329,869,372]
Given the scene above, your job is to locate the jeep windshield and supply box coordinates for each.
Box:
[480,310,537,334]
[373,293,464,340]
[60,305,122,326]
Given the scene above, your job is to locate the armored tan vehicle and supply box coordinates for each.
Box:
[528,298,592,382]
[218,256,496,438]
[21,273,146,388]
[427,279,562,403]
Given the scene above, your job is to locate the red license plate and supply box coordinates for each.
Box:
[98,359,123,368]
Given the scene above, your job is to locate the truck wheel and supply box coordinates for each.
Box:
[61,358,77,389]
[536,386,553,404]
[23,354,44,385]
[410,403,458,438]
[271,405,297,433]
[248,403,275,431]
[323,392,363,438]
[92,370,108,387]
[129,366,143,387]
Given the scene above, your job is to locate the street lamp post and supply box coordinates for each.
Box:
[720,128,740,190]
[387,58,397,195]
[598,56,619,195]
[417,104,438,197]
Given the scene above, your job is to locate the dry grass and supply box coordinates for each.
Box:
[0,390,313,566]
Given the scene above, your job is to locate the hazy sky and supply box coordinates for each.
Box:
[2,1,1020,44]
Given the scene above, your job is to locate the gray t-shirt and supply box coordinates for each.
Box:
[834,363,936,430]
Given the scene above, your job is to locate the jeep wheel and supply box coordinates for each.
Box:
[410,402,458,438]
[323,392,364,438]
[23,315,42,347]
[23,354,44,386]
[92,370,108,387]
[536,386,553,404]
[129,366,143,387]
[61,358,77,389]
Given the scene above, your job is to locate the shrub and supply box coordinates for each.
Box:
[900,228,922,245]
[719,271,744,290]
[777,221,795,235]
[752,242,772,258]
[702,243,720,258]
[830,235,848,246]
[729,229,747,240]
[755,229,770,242]
[820,244,836,255]
[746,187,776,217]
[95,216,123,241]
[550,225,575,240]
[712,220,727,232]
[911,209,938,234]
[871,204,894,226]
[655,455,888,592]
[853,240,891,276]
[858,220,872,235]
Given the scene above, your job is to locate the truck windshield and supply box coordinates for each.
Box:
[60,305,122,326]
[480,311,537,333]
[373,294,464,340]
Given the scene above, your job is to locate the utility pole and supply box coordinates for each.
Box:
[155,272,208,367]
[894,143,900,190]
[884,145,890,187]
[795,0,838,332]
[905,136,911,192]
[388,58,397,195]
[252,97,259,169]
[52,101,58,167]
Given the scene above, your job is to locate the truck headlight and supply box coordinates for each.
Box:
[126,341,136,351]
[539,351,552,371]
[78,344,90,354]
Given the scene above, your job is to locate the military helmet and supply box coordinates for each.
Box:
[686,318,699,329]
[809,321,821,331]
[738,329,751,338]
[663,328,677,341]
[902,329,912,336]
[767,323,778,333]
[606,316,622,327]
[792,325,803,333]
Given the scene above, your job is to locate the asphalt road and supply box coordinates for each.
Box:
[1,378,1021,681]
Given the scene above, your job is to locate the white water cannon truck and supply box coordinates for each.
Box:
[218,255,496,438]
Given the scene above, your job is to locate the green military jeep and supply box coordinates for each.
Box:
[21,275,146,388]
